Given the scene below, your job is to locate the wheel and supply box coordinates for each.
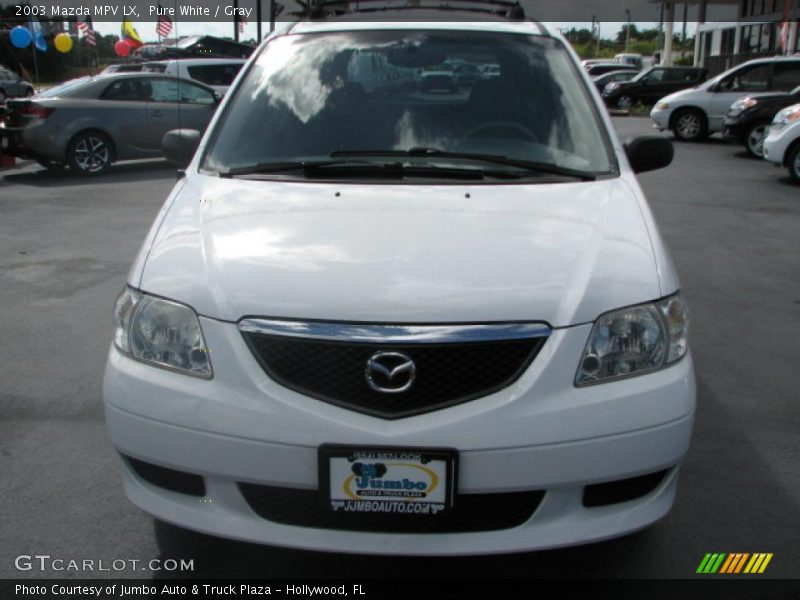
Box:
[671,109,708,141]
[787,144,800,184]
[66,131,114,175]
[745,122,768,158]
[463,120,538,142]
[616,94,634,110]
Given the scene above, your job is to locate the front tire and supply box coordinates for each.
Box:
[745,122,768,158]
[787,144,800,184]
[672,109,708,142]
[616,94,634,110]
[66,131,114,176]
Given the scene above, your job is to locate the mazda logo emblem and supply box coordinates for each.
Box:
[365,351,416,394]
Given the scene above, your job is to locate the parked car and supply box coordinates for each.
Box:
[0,66,34,103]
[591,69,637,95]
[722,85,800,157]
[104,12,694,556]
[479,63,501,79]
[586,62,639,78]
[142,58,246,94]
[615,53,644,70]
[603,66,707,110]
[420,63,457,93]
[651,56,800,141]
[0,73,220,174]
[454,63,480,87]
[763,102,800,183]
[581,58,607,70]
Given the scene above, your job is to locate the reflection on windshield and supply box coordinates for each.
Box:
[203,30,614,177]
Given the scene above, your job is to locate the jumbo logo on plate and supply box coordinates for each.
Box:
[328,451,449,512]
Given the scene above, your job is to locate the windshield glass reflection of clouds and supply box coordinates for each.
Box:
[203,30,613,176]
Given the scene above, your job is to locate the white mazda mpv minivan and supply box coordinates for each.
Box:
[104,7,696,556]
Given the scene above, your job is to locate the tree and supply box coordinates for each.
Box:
[616,24,639,44]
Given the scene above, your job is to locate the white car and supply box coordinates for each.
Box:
[143,58,246,94]
[763,103,800,183]
[104,13,695,556]
[651,56,800,141]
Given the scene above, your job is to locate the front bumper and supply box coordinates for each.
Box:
[763,125,797,165]
[650,107,670,131]
[104,318,696,555]
[722,119,747,142]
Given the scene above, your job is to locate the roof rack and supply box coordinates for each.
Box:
[292,0,526,20]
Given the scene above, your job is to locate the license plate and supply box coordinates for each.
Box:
[319,445,457,515]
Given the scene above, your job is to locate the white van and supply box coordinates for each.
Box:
[615,53,643,70]
[143,58,246,94]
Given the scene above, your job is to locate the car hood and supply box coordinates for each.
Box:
[136,174,663,326]
[659,86,707,105]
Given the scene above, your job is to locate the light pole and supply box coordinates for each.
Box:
[625,9,631,53]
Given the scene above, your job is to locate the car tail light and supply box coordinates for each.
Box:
[21,103,55,119]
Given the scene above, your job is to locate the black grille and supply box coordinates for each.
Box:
[124,456,206,497]
[242,334,545,418]
[239,483,544,533]
[582,470,668,507]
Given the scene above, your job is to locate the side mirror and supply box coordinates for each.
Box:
[624,136,673,173]
[162,129,201,169]
[214,91,224,103]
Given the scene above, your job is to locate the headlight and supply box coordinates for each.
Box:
[605,83,621,92]
[655,102,669,110]
[113,287,212,378]
[771,105,800,130]
[730,97,757,113]
[576,293,689,386]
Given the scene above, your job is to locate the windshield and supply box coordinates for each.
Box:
[202,30,615,179]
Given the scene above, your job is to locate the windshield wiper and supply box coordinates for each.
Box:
[218,159,375,177]
[217,159,486,180]
[330,148,599,181]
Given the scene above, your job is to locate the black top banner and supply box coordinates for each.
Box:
[0,0,753,23]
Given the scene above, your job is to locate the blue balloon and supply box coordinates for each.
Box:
[10,26,32,49]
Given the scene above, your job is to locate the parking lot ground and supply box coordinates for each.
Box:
[1,119,799,580]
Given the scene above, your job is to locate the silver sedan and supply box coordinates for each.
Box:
[0,73,219,175]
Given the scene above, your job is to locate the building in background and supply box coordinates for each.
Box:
[657,0,799,75]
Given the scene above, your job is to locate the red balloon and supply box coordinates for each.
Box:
[114,40,131,57]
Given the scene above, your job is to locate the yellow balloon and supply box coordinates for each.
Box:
[54,33,73,53]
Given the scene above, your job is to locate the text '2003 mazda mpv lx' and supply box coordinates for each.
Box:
[104,6,695,555]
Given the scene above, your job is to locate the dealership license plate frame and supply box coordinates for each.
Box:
[319,445,458,516]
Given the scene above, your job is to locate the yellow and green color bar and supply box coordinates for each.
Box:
[696,553,773,574]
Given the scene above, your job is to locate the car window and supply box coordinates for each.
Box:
[719,64,771,92]
[101,79,144,101]
[203,30,615,177]
[642,69,665,83]
[145,78,215,104]
[187,64,243,86]
[143,63,168,73]
[37,77,92,98]
[772,62,800,91]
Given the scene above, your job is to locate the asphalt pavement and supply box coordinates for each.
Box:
[1,118,798,580]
